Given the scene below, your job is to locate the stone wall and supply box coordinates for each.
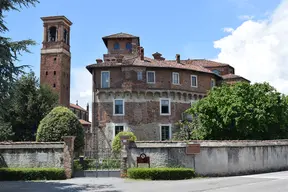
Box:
[129,140,288,176]
[0,136,75,178]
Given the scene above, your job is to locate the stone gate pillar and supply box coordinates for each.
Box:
[120,135,131,178]
[62,136,76,179]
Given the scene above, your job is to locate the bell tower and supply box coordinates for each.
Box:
[40,16,72,107]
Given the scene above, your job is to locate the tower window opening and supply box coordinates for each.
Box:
[63,29,69,44]
[48,26,57,42]
[54,71,56,75]
[46,71,48,75]
[126,42,132,51]
[53,83,56,88]
[114,42,120,50]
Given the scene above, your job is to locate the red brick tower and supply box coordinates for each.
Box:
[40,16,73,107]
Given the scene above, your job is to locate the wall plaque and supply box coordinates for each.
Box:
[136,153,150,168]
[186,144,201,155]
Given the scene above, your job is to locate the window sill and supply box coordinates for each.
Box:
[160,113,171,116]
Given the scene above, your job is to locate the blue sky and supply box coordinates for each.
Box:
[4,0,286,109]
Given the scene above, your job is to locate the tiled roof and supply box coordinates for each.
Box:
[86,57,222,78]
[222,73,250,82]
[79,119,91,126]
[182,59,231,68]
[102,32,139,39]
[70,103,87,111]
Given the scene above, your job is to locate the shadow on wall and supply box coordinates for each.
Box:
[0,154,7,168]
[1,181,122,192]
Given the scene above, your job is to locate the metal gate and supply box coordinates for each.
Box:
[75,148,121,177]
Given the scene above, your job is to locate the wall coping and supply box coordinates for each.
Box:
[0,142,64,149]
[134,140,288,148]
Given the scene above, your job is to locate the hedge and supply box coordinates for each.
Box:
[127,168,196,180]
[0,168,66,181]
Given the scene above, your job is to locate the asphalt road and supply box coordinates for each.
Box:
[1,171,288,192]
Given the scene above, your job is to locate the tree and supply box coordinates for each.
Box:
[112,131,137,153]
[0,0,39,114]
[36,106,85,152]
[173,118,206,141]
[186,82,288,140]
[0,118,14,141]
[1,71,58,141]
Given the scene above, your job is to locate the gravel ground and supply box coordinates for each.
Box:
[1,171,288,192]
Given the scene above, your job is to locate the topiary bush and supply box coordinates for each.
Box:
[0,168,66,181]
[127,168,196,180]
[112,131,136,153]
[36,106,84,152]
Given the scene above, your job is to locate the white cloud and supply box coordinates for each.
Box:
[70,67,93,121]
[214,0,288,94]
[238,15,254,21]
[223,27,235,33]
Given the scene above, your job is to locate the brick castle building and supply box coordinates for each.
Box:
[39,16,91,134]
[86,32,249,149]
[39,15,249,151]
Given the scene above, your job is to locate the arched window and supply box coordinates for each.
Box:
[63,29,69,44]
[212,69,220,75]
[48,26,57,42]
[114,42,120,50]
[126,42,132,51]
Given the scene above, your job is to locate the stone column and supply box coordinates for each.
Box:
[120,145,128,178]
[62,136,76,179]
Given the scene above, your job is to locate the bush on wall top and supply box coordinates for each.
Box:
[36,106,84,152]
[127,167,196,180]
[112,131,136,153]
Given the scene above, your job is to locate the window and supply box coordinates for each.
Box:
[211,78,216,88]
[113,99,124,115]
[212,69,220,75]
[114,125,124,137]
[46,71,48,75]
[101,71,110,88]
[160,125,171,141]
[160,98,170,115]
[114,42,120,50]
[53,83,56,88]
[48,26,57,42]
[126,42,132,51]
[146,71,155,84]
[191,75,198,87]
[63,29,69,44]
[137,71,143,80]
[172,72,180,85]
[54,71,56,75]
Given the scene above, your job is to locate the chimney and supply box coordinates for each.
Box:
[152,52,162,60]
[176,54,180,63]
[140,47,144,60]
[115,54,124,63]
[76,100,78,106]
[96,59,103,64]
[86,103,89,112]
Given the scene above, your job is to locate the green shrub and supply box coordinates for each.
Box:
[74,158,121,170]
[0,168,66,181]
[36,106,84,152]
[127,168,196,180]
[112,131,136,153]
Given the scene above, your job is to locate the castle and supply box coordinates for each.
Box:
[39,16,249,152]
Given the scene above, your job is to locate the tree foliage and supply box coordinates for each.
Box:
[0,72,58,141]
[186,82,288,140]
[112,131,137,153]
[0,0,39,114]
[173,118,206,141]
[36,106,85,152]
